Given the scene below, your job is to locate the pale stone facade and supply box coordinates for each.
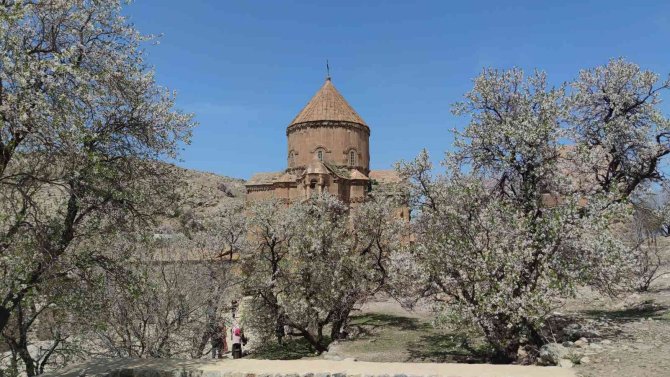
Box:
[246,77,402,206]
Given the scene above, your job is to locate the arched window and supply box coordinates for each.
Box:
[349,150,357,166]
[316,149,324,162]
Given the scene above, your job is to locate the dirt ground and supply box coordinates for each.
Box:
[321,264,670,377]
[42,358,577,377]
[560,280,670,377]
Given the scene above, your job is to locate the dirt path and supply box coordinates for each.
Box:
[43,358,576,377]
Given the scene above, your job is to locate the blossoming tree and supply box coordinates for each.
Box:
[243,195,401,353]
[0,1,194,374]
[395,59,670,362]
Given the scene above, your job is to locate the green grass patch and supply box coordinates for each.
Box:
[340,312,489,363]
[406,333,492,363]
[349,313,431,331]
[248,337,330,360]
[248,312,492,363]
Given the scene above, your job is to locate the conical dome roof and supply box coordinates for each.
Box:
[290,78,367,126]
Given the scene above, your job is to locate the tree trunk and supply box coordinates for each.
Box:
[0,307,10,334]
[523,319,545,349]
[486,322,521,364]
[492,341,520,364]
[299,328,328,354]
[275,316,285,344]
[330,306,352,341]
[7,334,37,377]
[330,319,344,341]
[17,346,37,377]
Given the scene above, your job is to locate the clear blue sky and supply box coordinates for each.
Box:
[123,0,670,180]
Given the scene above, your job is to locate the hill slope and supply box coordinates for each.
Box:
[156,165,247,235]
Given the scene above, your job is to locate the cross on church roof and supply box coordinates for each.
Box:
[326,59,331,81]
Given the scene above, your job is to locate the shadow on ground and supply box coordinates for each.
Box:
[581,300,670,323]
[249,338,327,360]
[349,313,491,364]
[248,313,493,363]
[349,313,430,331]
[405,333,491,364]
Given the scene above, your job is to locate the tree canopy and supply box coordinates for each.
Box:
[0,1,195,374]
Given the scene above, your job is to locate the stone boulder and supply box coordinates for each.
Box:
[321,351,343,361]
[563,323,600,341]
[539,343,568,366]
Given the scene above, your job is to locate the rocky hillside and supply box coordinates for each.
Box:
[156,164,246,235]
[176,165,246,209]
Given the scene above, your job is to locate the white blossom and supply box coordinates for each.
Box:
[395,60,670,362]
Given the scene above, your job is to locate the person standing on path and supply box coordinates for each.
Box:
[231,322,246,359]
[211,320,227,359]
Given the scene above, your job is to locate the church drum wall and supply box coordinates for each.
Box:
[287,124,370,172]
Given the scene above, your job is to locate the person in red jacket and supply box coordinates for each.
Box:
[231,322,246,359]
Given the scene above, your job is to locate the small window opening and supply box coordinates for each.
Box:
[317,150,324,162]
[349,150,356,166]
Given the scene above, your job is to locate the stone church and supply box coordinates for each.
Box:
[246,77,402,206]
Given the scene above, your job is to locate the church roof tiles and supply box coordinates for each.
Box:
[369,170,402,184]
[304,159,330,175]
[290,78,367,126]
[349,169,370,180]
[246,171,283,185]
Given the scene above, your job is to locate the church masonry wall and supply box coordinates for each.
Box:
[287,123,370,172]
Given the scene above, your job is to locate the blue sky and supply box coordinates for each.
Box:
[123,0,670,179]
